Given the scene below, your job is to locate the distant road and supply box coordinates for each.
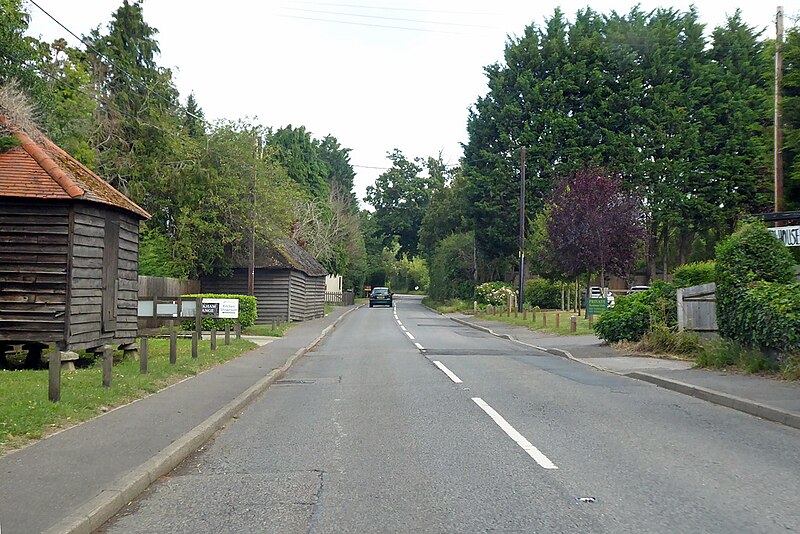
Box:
[102,295,800,533]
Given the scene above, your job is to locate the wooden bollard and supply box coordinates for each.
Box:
[194,297,202,359]
[523,308,527,320]
[211,328,217,351]
[235,322,241,339]
[271,318,276,330]
[48,349,61,402]
[531,309,536,322]
[140,337,149,373]
[102,347,113,388]
[473,301,478,314]
[588,314,594,324]
[556,313,560,328]
[192,331,199,359]
[514,307,518,318]
[225,325,231,345]
[542,313,547,327]
[570,316,577,333]
[170,323,177,365]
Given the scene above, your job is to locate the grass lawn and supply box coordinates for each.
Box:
[478,309,597,336]
[0,337,256,455]
[243,322,291,337]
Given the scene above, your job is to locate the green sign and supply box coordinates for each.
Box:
[587,298,609,316]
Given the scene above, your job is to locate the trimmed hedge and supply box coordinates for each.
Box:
[715,223,797,347]
[524,279,561,309]
[594,281,677,343]
[672,260,715,288]
[180,293,257,331]
[729,281,800,355]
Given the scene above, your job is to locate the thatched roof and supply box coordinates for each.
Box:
[241,236,327,277]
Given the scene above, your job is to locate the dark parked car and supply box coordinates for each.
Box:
[369,287,393,307]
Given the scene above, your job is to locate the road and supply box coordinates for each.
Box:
[101,296,800,533]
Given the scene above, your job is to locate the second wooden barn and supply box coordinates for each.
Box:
[0,119,150,364]
[201,237,327,324]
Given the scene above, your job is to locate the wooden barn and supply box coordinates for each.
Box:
[201,237,327,323]
[0,121,150,364]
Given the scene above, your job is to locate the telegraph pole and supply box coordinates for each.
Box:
[775,5,784,213]
[518,147,526,312]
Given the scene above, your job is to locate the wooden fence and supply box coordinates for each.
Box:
[677,282,718,334]
[138,276,200,329]
[325,290,355,306]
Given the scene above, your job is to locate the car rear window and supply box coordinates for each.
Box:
[372,288,389,295]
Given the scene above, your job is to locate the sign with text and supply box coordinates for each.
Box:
[768,225,800,247]
[202,298,239,319]
[587,297,609,316]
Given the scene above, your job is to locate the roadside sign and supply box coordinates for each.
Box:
[768,225,800,247]
[202,298,239,318]
[587,297,609,316]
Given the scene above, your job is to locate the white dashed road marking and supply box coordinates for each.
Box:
[433,361,462,383]
[405,331,415,340]
[472,397,558,470]
[414,342,425,351]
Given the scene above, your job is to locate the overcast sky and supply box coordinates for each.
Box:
[25,1,792,206]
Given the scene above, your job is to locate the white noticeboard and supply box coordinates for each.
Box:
[768,226,800,247]
[202,298,240,319]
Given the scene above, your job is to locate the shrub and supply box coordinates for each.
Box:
[524,279,561,309]
[635,323,703,355]
[180,293,257,330]
[672,260,715,288]
[474,282,516,306]
[695,339,779,373]
[594,281,677,343]
[428,233,475,301]
[715,222,797,349]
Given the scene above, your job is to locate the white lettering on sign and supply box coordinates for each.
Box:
[202,298,240,319]
[768,226,800,247]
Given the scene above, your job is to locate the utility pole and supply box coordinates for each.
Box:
[248,134,258,296]
[518,147,526,312]
[775,5,784,213]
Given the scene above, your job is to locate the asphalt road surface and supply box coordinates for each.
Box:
[101,296,800,533]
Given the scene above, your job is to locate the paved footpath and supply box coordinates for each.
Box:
[449,313,800,431]
[0,306,356,534]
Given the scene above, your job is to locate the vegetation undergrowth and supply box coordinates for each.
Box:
[243,322,291,337]
[0,338,256,455]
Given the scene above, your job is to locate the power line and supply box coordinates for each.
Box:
[27,0,208,127]
[274,13,462,34]
[283,7,494,29]
[289,1,498,16]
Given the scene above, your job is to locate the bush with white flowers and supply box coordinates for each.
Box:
[474,282,517,306]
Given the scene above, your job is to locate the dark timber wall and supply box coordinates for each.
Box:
[0,199,140,351]
[0,200,70,343]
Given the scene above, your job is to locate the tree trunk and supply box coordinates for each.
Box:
[585,272,591,319]
[678,228,692,266]
[575,277,579,313]
[561,282,565,310]
[648,222,658,282]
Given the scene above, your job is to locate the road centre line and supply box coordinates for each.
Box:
[433,360,462,383]
[397,320,403,326]
[472,397,558,470]
[405,331,415,340]
[414,342,425,351]
[401,326,408,332]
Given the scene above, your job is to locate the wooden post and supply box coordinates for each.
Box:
[194,297,202,359]
[102,347,113,388]
[140,337,148,374]
[235,321,241,339]
[211,328,217,351]
[556,313,560,329]
[570,316,577,333]
[506,296,511,317]
[514,306,518,319]
[225,325,231,345]
[170,323,177,365]
[473,301,478,314]
[523,308,527,320]
[542,313,547,327]
[272,318,276,330]
[531,309,536,322]
[588,314,594,324]
[48,349,61,402]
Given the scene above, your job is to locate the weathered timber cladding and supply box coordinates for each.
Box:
[200,269,291,324]
[64,204,139,351]
[0,200,69,342]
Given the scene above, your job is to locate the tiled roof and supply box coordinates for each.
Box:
[0,122,150,219]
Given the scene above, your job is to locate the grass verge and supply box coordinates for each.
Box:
[422,298,595,335]
[0,337,256,455]
[244,322,291,337]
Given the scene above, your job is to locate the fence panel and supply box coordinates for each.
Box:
[677,282,718,333]
[325,290,354,306]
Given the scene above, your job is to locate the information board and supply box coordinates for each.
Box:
[587,297,609,316]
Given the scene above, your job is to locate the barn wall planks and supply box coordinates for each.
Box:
[0,200,69,342]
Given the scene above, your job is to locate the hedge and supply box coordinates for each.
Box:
[594,281,677,343]
[715,223,797,344]
[524,279,561,309]
[672,260,715,288]
[726,281,800,355]
[474,282,516,306]
[180,293,257,331]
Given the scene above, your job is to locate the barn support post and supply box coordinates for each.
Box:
[169,321,177,365]
[102,347,113,388]
[48,347,61,402]
[140,337,148,374]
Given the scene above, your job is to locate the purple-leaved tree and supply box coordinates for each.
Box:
[545,169,645,314]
